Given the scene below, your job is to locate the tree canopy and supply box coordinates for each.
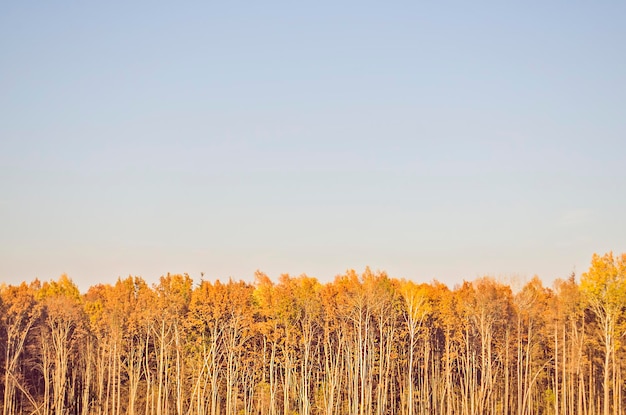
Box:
[1,252,625,415]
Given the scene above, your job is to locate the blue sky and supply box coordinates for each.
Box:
[1,2,625,292]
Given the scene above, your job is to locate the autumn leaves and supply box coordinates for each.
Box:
[1,253,625,415]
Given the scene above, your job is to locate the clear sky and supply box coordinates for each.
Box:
[1,1,625,292]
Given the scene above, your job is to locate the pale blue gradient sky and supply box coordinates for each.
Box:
[1,2,625,292]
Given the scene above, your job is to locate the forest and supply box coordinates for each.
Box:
[1,252,625,415]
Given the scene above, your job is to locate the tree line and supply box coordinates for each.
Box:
[1,252,625,415]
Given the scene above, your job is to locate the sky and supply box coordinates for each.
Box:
[1,1,625,292]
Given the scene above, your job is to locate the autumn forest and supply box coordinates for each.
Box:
[1,252,626,415]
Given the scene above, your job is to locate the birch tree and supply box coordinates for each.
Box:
[0,282,41,415]
[581,252,626,415]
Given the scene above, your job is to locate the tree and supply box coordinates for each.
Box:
[514,276,553,415]
[153,273,193,415]
[400,280,431,415]
[552,273,586,415]
[0,282,41,415]
[581,252,626,415]
[37,274,85,415]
